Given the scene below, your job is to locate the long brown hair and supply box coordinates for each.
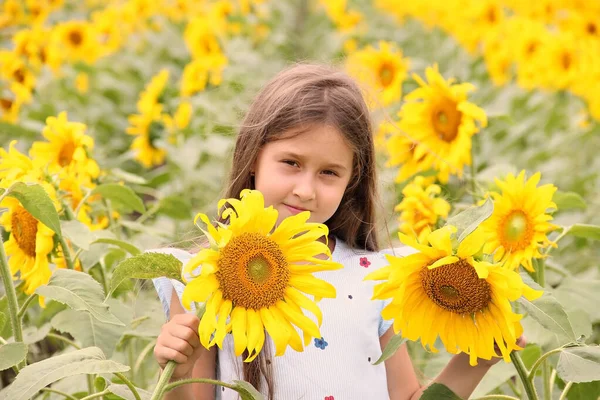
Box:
[220,63,380,398]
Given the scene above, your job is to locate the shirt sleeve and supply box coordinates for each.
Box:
[377,245,418,337]
[148,247,194,320]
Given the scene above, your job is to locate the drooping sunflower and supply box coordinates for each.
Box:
[481,171,558,271]
[395,176,450,238]
[346,41,410,107]
[366,225,542,366]
[0,182,59,297]
[181,190,343,361]
[29,111,100,179]
[398,64,487,183]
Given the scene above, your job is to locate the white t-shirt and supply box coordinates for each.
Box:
[152,239,415,400]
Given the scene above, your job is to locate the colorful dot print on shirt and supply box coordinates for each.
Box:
[314,337,328,349]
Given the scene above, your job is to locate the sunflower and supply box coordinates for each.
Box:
[366,225,542,366]
[383,120,434,182]
[0,183,59,297]
[395,176,450,238]
[127,107,167,168]
[137,69,169,115]
[53,20,100,64]
[398,64,487,183]
[346,41,410,107]
[0,140,42,183]
[481,171,558,272]
[181,190,342,361]
[30,112,100,179]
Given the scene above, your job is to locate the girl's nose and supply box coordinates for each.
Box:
[292,175,316,201]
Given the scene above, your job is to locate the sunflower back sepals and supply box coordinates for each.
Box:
[182,189,342,361]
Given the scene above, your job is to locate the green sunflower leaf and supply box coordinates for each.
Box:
[51,309,125,358]
[419,383,462,399]
[553,191,587,211]
[0,346,129,400]
[91,183,146,213]
[92,238,142,256]
[0,342,28,372]
[565,224,600,241]
[62,219,96,251]
[232,380,265,400]
[518,293,576,343]
[446,197,493,243]
[556,346,600,383]
[35,269,124,326]
[5,182,62,236]
[373,332,406,365]
[108,252,183,298]
[107,383,152,400]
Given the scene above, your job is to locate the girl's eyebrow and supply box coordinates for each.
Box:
[278,151,349,172]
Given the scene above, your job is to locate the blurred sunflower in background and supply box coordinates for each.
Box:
[481,171,558,271]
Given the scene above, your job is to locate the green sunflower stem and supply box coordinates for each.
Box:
[0,232,26,369]
[150,360,177,400]
[58,235,76,270]
[510,351,539,400]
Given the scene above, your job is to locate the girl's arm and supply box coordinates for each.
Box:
[381,327,492,400]
[160,291,218,400]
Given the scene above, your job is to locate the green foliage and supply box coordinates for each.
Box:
[553,191,587,211]
[0,342,28,371]
[556,346,600,383]
[374,332,406,365]
[419,383,462,399]
[231,380,265,400]
[108,252,184,298]
[566,224,600,241]
[91,183,146,214]
[446,197,493,243]
[35,269,124,326]
[518,293,577,343]
[51,310,124,358]
[0,347,129,400]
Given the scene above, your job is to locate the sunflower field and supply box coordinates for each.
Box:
[1,0,600,399]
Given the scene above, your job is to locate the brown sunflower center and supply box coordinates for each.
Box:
[216,232,289,310]
[561,52,572,71]
[500,210,533,251]
[587,22,598,35]
[0,98,13,111]
[11,207,38,257]
[420,259,491,314]
[432,100,462,142]
[59,141,76,166]
[68,30,83,46]
[13,68,26,84]
[378,63,395,87]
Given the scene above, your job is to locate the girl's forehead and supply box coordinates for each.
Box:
[263,125,354,166]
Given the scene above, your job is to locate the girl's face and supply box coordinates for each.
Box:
[253,124,354,226]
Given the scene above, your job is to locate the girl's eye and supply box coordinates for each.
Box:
[282,160,299,167]
[322,170,338,177]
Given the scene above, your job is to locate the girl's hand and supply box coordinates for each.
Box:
[478,335,527,368]
[154,313,204,380]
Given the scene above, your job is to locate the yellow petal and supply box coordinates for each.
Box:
[261,307,290,356]
[230,307,248,357]
[428,256,459,269]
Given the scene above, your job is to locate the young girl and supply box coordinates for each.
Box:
[153,63,519,400]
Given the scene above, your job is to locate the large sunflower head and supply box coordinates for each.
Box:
[181,189,343,361]
[30,112,99,179]
[481,171,558,271]
[398,64,487,183]
[366,225,542,366]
